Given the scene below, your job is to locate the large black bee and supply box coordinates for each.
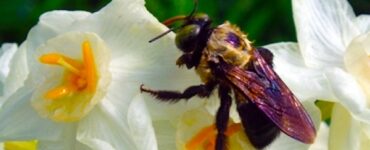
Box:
[141,1,316,149]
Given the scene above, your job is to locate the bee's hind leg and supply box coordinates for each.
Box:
[140,82,216,103]
[215,84,232,150]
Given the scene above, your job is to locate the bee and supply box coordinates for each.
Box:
[141,1,316,149]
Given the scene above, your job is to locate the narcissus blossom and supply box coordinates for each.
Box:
[0,0,200,149]
[265,0,370,149]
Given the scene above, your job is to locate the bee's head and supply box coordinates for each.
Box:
[172,13,211,53]
[149,0,211,53]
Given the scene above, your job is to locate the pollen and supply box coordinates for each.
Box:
[39,41,97,101]
[185,123,242,150]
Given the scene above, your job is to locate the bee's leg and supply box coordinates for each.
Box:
[140,82,216,103]
[215,84,232,150]
[176,53,194,69]
[256,47,273,67]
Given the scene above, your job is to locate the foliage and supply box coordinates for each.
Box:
[0,0,368,46]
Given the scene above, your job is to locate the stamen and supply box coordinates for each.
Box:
[39,53,82,75]
[57,58,80,74]
[225,123,242,136]
[44,85,71,100]
[76,78,87,89]
[82,41,97,92]
[39,53,63,64]
[205,135,216,150]
[186,125,215,150]
[186,123,243,150]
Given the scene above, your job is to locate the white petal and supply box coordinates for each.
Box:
[329,104,361,150]
[39,140,90,150]
[292,0,359,68]
[355,15,370,33]
[26,10,91,55]
[0,43,17,83]
[355,110,370,125]
[302,100,322,129]
[324,68,367,114]
[38,124,89,150]
[265,42,336,102]
[38,11,91,32]
[127,94,157,150]
[344,33,370,106]
[152,120,177,150]
[309,123,329,150]
[267,135,308,150]
[1,42,28,106]
[361,124,370,149]
[41,142,90,150]
[0,86,66,141]
[77,99,137,150]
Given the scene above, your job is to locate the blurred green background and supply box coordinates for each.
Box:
[0,0,369,46]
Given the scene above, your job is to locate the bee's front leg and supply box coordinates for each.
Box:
[140,82,216,103]
[176,53,194,69]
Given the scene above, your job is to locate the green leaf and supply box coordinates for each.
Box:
[315,100,335,125]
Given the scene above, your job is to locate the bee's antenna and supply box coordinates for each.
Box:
[187,0,198,19]
[149,0,199,43]
[148,27,176,43]
[162,15,187,26]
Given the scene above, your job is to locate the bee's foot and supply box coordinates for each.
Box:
[140,84,149,93]
[176,62,184,68]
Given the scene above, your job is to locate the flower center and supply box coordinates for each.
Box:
[31,32,110,122]
[186,123,242,150]
[39,41,97,100]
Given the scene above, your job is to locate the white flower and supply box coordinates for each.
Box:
[0,0,200,149]
[265,0,370,149]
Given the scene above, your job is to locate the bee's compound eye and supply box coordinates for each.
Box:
[175,24,201,53]
[193,13,210,22]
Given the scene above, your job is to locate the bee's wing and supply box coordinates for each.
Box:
[217,49,316,144]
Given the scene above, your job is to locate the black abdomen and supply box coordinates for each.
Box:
[237,101,280,149]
